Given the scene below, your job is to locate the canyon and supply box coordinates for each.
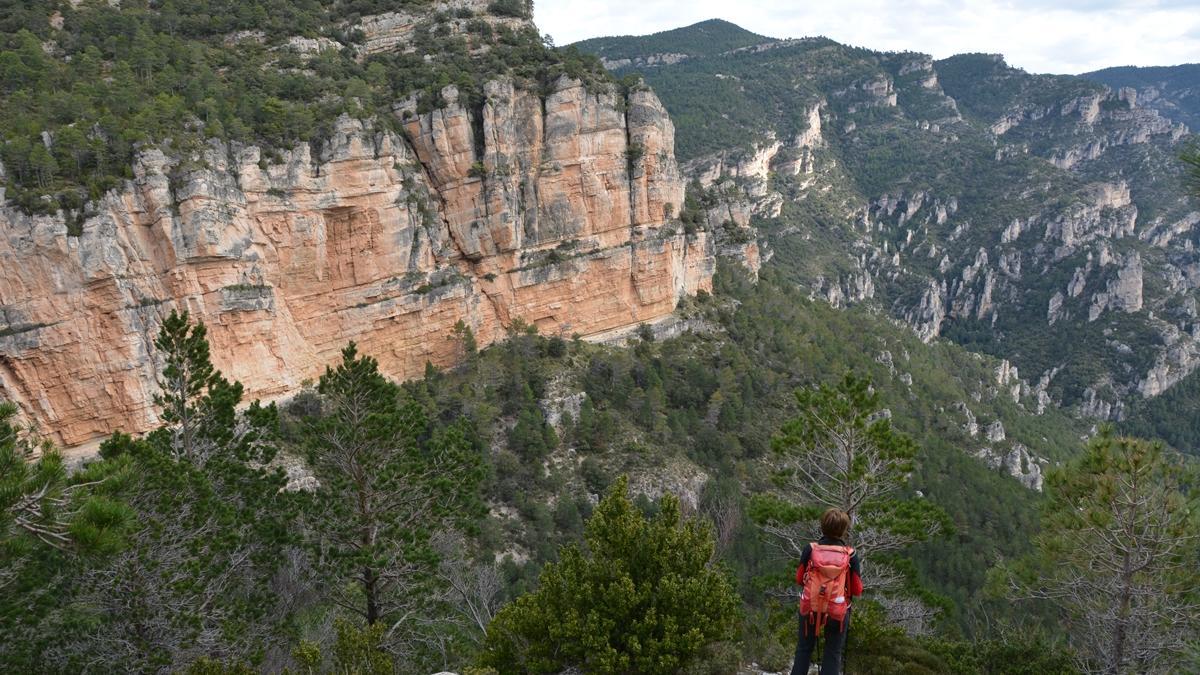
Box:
[579,25,1200,433]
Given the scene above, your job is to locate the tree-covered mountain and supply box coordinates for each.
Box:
[575,21,1200,454]
[571,18,773,71]
[1084,63,1200,132]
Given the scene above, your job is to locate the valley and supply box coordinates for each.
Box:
[1,3,1197,674]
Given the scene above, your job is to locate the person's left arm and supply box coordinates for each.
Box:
[848,550,864,597]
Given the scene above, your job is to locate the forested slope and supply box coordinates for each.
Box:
[575,21,1200,453]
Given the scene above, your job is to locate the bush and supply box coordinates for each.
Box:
[481,477,741,673]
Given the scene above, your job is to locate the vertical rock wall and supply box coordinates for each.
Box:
[0,76,753,447]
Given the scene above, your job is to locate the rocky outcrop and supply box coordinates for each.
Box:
[354,0,532,56]
[976,443,1045,491]
[687,102,824,212]
[0,76,753,447]
[1047,97,1185,169]
[1043,182,1137,255]
[817,270,875,307]
[584,33,1200,420]
[600,53,689,71]
[906,279,948,343]
[1138,328,1200,397]
[1087,252,1143,321]
[1080,385,1125,420]
[690,139,782,197]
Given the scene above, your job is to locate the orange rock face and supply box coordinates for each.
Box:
[0,76,755,448]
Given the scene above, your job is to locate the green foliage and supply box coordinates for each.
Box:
[454,319,479,357]
[999,431,1200,674]
[773,373,917,516]
[925,632,1077,674]
[1183,144,1200,199]
[840,599,1078,674]
[0,0,611,215]
[487,0,531,19]
[0,403,129,586]
[572,19,772,62]
[154,309,244,461]
[1,310,296,671]
[303,342,485,661]
[183,657,258,675]
[481,477,741,674]
[331,618,394,675]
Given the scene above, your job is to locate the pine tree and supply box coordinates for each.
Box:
[762,373,949,632]
[55,311,293,672]
[28,142,56,188]
[52,126,91,180]
[1000,431,1200,674]
[305,343,484,656]
[453,319,478,359]
[0,403,129,590]
[766,373,944,561]
[152,309,252,463]
[482,476,741,674]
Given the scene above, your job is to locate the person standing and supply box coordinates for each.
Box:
[790,508,863,675]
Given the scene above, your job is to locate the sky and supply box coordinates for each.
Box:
[534,0,1200,74]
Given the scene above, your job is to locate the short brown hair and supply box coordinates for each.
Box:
[820,508,851,540]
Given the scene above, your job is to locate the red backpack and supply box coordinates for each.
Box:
[799,543,854,633]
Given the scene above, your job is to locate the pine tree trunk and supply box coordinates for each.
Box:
[364,565,379,625]
[1110,545,1133,674]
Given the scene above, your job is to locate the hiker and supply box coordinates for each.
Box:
[790,508,862,675]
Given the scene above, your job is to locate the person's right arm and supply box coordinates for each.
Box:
[848,550,863,597]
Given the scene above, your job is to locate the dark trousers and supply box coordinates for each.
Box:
[790,610,849,675]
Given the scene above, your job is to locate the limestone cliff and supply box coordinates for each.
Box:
[0,75,753,447]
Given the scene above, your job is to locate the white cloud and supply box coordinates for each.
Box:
[535,0,1200,73]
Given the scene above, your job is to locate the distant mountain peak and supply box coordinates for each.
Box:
[570,18,774,67]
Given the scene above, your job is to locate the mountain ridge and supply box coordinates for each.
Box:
[572,18,775,58]
[574,20,1200,452]
[1083,62,1200,132]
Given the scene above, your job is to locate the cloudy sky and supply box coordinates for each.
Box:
[534,0,1200,74]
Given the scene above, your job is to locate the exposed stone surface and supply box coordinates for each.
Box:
[1087,252,1143,321]
[353,0,530,57]
[1048,291,1065,326]
[1080,385,1125,420]
[600,52,689,71]
[995,359,1022,402]
[626,455,709,512]
[985,420,1006,443]
[1138,327,1200,397]
[976,442,1045,491]
[958,402,979,438]
[0,77,753,448]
